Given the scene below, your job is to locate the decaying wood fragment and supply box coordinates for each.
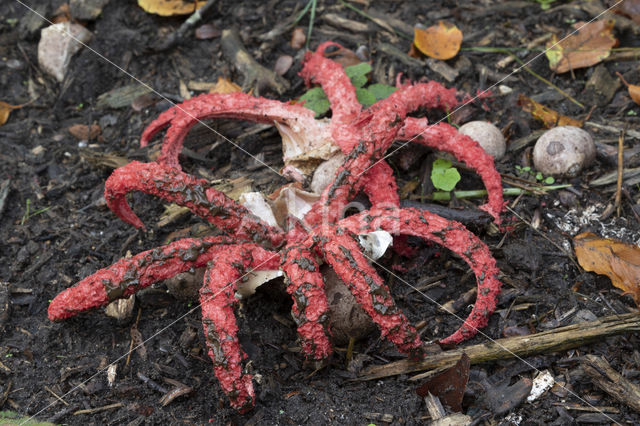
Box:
[358,313,640,381]
[221,29,289,95]
[582,354,640,413]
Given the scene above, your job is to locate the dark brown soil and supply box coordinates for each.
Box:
[1,0,640,424]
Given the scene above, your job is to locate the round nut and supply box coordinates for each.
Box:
[533,126,595,177]
[458,121,506,160]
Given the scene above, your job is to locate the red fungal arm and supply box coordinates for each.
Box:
[199,244,280,413]
[281,243,332,361]
[48,237,279,321]
[105,161,284,247]
[301,41,362,152]
[399,119,504,223]
[339,207,501,344]
[317,226,425,359]
[362,162,400,208]
[371,81,460,118]
[140,92,324,170]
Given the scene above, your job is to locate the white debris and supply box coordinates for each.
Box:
[276,119,338,181]
[239,192,280,229]
[271,184,320,226]
[38,22,92,82]
[236,270,284,298]
[311,153,346,194]
[527,370,555,403]
[548,202,640,246]
[106,364,117,387]
[358,230,393,261]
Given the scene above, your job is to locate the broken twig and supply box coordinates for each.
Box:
[358,313,640,381]
[582,354,640,413]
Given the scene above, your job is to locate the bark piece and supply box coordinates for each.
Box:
[221,29,289,96]
[582,354,640,413]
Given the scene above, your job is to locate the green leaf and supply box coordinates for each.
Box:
[367,83,397,101]
[298,87,330,117]
[431,159,461,192]
[544,176,555,184]
[356,88,377,107]
[0,411,56,425]
[345,62,371,88]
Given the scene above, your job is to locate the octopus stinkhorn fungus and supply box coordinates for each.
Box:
[48,42,504,413]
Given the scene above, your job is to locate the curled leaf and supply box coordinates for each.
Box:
[616,72,640,106]
[574,232,640,307]
[0,101,22,127]
[545,20,617,74]
[209,77,242,94]
[137,0,207,16]
[518,94,583,128]
[413,21,462,60]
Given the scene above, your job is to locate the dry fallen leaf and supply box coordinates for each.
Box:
[413,21,463,60]
[0,101,22,127]
[617,72,640,106]
[574,232,640,307]
[209,77,242,94]
[68,123,101,140]
[137,0,207,16]
[545,20,617,74]
[518,94,583,128]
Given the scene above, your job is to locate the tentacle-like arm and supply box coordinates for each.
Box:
[339,207,501,344]
[300,41,362,152]
[280,243,332,361]
[199,245,280,413]
[105,161,284,247]
[371,81,461,117]
[48,236,279,321]
[140,92,326,169]
[318,225,425,359]
[399,119,505,223]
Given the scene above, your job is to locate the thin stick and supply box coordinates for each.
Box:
[615,128,625,217]
[44,385,68,406]
[357,313,640,381]
[73,402,124,415]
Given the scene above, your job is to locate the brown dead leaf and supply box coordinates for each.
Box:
[0,101,22,127]
[290,27,306,50]
[52,3,71,23]
[413,21,463,60]
[617,72,640,105]
[68,123,101,140]
[137,0,207,16]
[415,353,470,412]
[518,94,583,128]
[323,46,362,68]
[545,20,617,74]
[574,232,640,307]
[209,77,242,94]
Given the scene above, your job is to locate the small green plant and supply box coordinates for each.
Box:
[431,158,461,191]
[299,62,397,116]
[534,0,556,10]
[20,198,51,225]
[293,0,317,50]
[515,165,555,185]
